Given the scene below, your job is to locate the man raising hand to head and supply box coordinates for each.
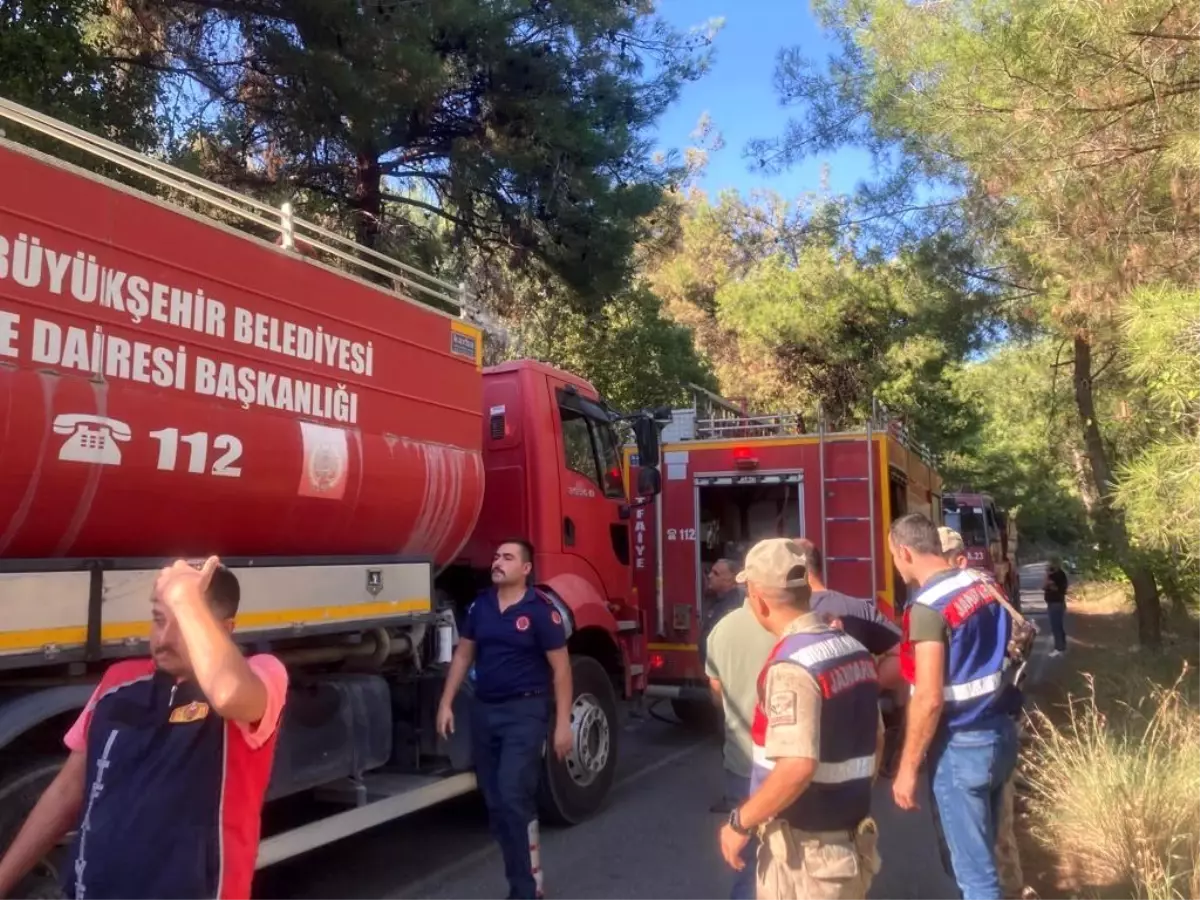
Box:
[0,557,288,900]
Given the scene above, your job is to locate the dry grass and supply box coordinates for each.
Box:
[1019,585,1200,900]
[1024,667,1199,899]
[1070,581,1137,616]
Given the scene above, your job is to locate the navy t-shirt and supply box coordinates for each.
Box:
[811,588,902,656]
[462,588,567,702]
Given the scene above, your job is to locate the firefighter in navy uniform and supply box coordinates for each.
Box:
[437,540,573,900]
[718,539,884,900]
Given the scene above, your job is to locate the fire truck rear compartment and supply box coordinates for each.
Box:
[696,477,804,576]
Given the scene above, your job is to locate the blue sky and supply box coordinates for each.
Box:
[649,0,873,201]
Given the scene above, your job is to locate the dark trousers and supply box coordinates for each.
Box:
[471,695,549,899]
[1047,601,1067,651]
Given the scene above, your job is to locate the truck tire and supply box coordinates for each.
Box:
[537,656,618,826]
[0,759,68,899]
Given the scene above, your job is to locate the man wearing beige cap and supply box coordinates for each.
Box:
[718,539,883,900]
[938,526,968,569]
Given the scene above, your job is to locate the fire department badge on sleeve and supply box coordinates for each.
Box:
[169,701,210,724]
[516,615,531,632]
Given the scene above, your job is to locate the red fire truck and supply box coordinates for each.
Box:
[626,386,943,720]
[942,491,1020,602]
[0,97,660,896]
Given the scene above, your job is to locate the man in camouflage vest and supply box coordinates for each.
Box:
[717,539,884,900]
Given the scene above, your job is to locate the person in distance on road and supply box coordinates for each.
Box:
[436,540,572,900]
[940,527,1029,900]
[0,557,289,900]
[704,558,778,899]
[1043,556,1070,657]
[719,539,883,900]
[891,514,1020,900]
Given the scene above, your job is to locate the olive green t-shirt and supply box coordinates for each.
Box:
[908,569,960,644]
[704,602,778,778]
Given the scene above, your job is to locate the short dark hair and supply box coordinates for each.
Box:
[499,539,535,564]
[890,513,943,556]
[206,565,240,620]
[793,539,823,575]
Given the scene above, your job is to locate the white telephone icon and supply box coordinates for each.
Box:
[52,414,133,466]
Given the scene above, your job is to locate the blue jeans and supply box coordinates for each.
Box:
[1047,601,1067,652]
[928,717,1019,900]
[724,770,757,900]
[471,696,550,899]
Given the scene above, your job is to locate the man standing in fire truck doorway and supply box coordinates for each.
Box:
[718,539,884,900]
[890,514,1020,900]
[436,540,573,900]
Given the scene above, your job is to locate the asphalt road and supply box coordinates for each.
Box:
[257,578,1052,900]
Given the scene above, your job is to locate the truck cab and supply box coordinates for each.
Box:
[460,362,646,671]
[942,491,1019,599]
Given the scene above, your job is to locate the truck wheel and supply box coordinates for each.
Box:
[0,759,69,899]
[537,656,619,826]
[671,698,721,733]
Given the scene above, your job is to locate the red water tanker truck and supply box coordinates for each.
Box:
[0,97,662,895]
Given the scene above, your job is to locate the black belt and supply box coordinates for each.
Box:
[477,689,548,704]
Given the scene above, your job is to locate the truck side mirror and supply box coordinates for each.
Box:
[632,417,661,469]
[637,466,662,497]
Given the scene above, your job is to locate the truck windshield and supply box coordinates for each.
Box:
[560,407,624,499]
[944,508,988,546]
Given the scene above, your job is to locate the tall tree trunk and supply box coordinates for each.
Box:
[354,152,382,251]
[1072,333,1162,648]
[1069,447,1098,514]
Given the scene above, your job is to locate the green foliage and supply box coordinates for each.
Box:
[497,286,714,412]
[642,189,1002,455]
[141,0,719,307]
[1113,284,1200,564]
[751,0,1199,645]
[0,0,159,148]
[941,340,1090,551]
[753,0,1199,298]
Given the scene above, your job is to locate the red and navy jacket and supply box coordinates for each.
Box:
[750,628,880,832]
[63,656,288,899]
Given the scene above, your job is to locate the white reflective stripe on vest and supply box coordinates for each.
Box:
[944,670,1004,702]
[812,754,876,784]
[914,569,978,608]
[752,746,875,783]
[783,634,863,669]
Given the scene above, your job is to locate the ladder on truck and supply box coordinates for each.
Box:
[817,402,879,604]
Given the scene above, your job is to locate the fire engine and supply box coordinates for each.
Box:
[0,96,660,896]
[942,491,1020,602]
[625,385,943,721]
